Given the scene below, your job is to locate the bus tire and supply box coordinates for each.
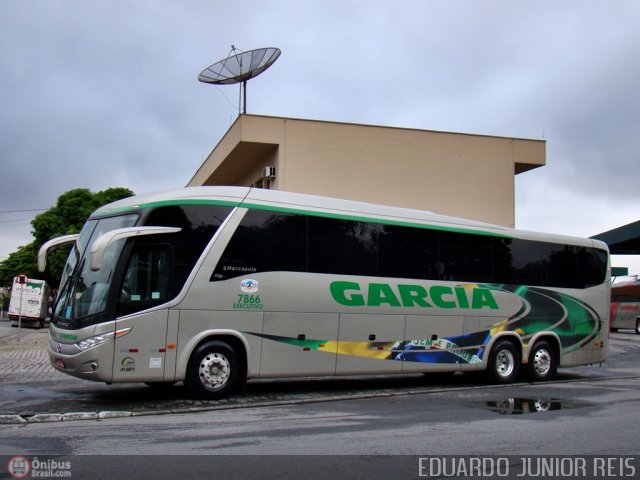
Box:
[185,340,242,400]
[526,340,557,382]
[636,319,640,335]
[487,339,520,384]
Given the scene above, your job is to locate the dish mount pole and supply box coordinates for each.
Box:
[242,80,247,114]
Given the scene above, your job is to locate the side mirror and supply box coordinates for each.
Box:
[89,226,181,271]
[37,234,80,272]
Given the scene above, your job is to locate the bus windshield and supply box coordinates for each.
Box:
[53,214,138,329]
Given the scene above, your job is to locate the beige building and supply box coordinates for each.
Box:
[188,114,545,227]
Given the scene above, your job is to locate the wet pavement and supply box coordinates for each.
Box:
[1,319,639,423]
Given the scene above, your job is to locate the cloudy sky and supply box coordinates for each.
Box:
[1,0,639,277]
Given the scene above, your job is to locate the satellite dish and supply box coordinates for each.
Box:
[198,46,281,114]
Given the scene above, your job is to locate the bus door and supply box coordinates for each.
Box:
[111,242,172,382]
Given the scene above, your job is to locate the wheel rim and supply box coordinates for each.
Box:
[532,348,551,376]
[495,398,515,415]
[198,352,231,391]
[495,349,515,378]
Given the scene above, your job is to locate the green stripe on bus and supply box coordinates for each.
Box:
[91,197,510,238]
[240,202,512,238]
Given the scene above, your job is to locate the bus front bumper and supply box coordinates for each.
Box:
[48,336,113,382]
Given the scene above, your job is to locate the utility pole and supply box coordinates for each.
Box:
[17,274,27,342]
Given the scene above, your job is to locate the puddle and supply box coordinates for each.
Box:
[485,397,590,415]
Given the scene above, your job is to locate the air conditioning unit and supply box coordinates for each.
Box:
[263,166,276,179]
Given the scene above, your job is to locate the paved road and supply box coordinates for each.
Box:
[0,317,46,340]
[0,317,17,339]
[5,373,640,454]
[2,366,640,479]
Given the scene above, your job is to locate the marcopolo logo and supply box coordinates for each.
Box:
[330,281,499,310]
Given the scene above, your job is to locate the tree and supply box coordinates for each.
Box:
[0,243,38,284]
[0,187,134,286]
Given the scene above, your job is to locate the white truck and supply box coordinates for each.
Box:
[8,276,51,328]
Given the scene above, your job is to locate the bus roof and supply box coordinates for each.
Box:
[93,186,608,250]
[612,280,640,292]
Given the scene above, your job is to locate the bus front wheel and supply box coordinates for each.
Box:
[185,341,242,400]
[635,319,640,335]
[487,340,520,384]
[526,340,557,382]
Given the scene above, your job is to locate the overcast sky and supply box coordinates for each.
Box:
[1,0,639,277]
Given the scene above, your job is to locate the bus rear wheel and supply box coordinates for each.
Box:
[635,319,640,335]
[526,340,557,382]
[487,339,520,384]
[185,341,242,400]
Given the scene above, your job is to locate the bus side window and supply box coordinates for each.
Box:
[308,217,378,277]
[378,224,438,280]
[212,210,307,280]
[438,231,493,282]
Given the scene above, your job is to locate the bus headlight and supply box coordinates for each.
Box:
[75,327,132,351]
[76,333,113,351]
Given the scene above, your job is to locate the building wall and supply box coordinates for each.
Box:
[188,115,545,227]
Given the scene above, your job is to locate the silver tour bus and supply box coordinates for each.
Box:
[39,187,610,399]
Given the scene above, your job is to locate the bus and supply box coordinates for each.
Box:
[39,186,610,399]
[610,280,640,334]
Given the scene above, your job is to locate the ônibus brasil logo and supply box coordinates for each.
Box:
[7,456,30,479]
[7,456,72,478]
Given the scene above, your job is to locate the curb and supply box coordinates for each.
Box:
[0,415,28,425]
[0,411,134,424]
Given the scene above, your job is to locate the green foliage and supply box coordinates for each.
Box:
[0,187,134,286]
[0,243,38,285]
[0,286,9,313]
